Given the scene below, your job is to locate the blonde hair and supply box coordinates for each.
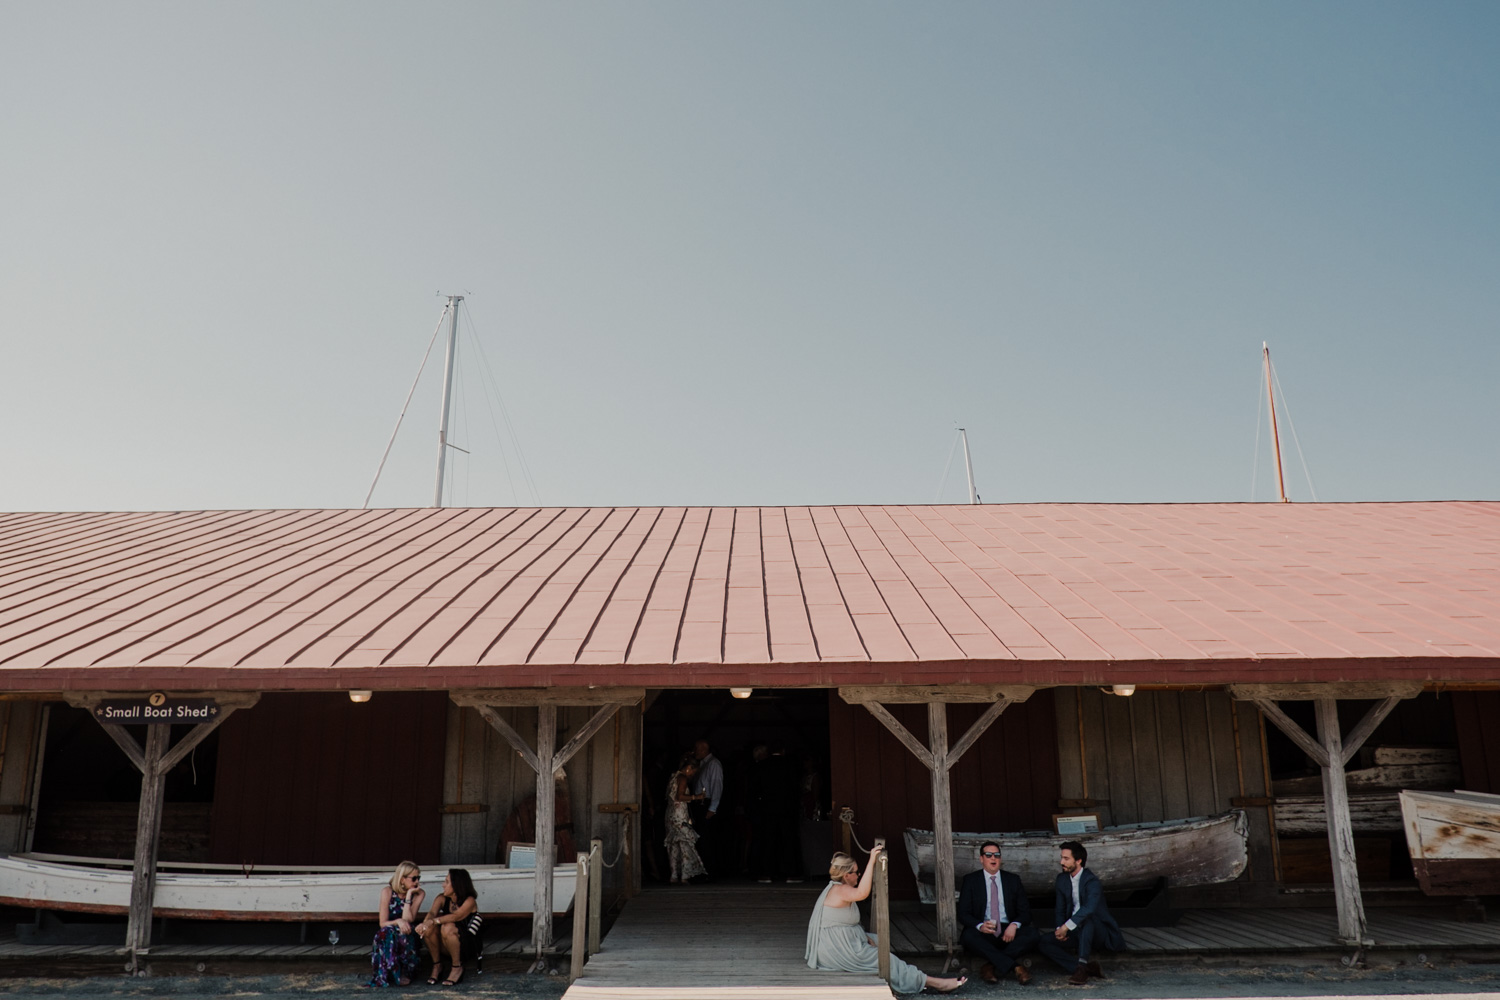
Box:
[389,860,420,892]
[828,852,858,879]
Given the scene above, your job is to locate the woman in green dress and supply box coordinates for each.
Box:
[805,847,966,993]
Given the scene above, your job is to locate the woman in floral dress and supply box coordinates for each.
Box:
[368,861,425,987]
[665,755,708,883]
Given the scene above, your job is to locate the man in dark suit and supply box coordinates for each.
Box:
[1036,841,1125,986]
[957,840,1039,984]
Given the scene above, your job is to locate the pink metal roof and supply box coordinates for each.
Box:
[0,502,1496,692]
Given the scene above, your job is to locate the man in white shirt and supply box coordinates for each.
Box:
[956,841,1039,984]
[1036,841,1124,985]
[691,739,725,877]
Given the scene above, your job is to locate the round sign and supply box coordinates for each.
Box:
[148,692,167,707]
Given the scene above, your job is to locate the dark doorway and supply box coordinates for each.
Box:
[643,689,832,883]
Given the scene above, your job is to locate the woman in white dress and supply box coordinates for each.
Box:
[806,847,966,994]
[665,755,708,883]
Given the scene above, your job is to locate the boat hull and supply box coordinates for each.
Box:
[905,811,1248,902]
[1399,789,1500,896]
[0,856,577,921]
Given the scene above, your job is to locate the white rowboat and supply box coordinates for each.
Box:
[1398,789,1500,897]
[0,854,577,921]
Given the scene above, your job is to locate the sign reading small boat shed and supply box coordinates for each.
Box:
[94,691,220,723]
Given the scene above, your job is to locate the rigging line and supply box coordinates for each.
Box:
[1250,366,1265,502]
[463,322,522,504]
[934,429,962,503]
[461,301,541,504]
[1268,360,1318,501]
[363,306,450,509]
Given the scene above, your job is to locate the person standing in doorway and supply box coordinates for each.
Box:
[692,738,724,878]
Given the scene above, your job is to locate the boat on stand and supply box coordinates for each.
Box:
[1399,789,1500,896]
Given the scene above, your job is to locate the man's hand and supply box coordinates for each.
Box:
[1002,923,1017,943]
[981,919,997,936]
[705,810,716,819]
[1054,926,1069,942]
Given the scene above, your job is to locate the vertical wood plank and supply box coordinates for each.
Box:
[1101,690,1136,824]
[1176,692,1216,817]
[1207,692,1241,813]
[1054,689,1084,802]
[927,702,955,950]
[588,838,603,955]
[1131,693,1165,822]
[126,724,170,968]
[569,852,588,983]
[533,705,557,965]
[874,836,891,983]
[1315,698,1367,945]
[1153,692,1191,820]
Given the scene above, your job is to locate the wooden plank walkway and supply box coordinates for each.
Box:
[563,885,893,999]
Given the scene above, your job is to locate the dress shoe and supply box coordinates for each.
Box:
[980,962,998,984]
[1067,964,1090,986]
[1085,961,1104,979]
[1013,962,1032,985]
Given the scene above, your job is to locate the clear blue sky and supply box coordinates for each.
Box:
[3,2,1497,510]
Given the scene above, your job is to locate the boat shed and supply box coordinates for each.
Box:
[0,501,1497,969]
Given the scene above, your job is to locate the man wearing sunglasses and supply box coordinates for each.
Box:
[957,841,1038,985]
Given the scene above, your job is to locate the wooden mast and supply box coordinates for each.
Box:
[1263,343,1289,503]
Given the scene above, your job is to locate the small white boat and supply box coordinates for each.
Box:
[905,811,1248,903]
[1399,789,1500,896]
[0,854,577,921]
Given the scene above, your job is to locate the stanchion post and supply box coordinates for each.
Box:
[570,853,589,983]
[874,836,890,983]
[588,838,603,956]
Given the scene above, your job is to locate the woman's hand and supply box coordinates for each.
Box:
[869,844,884,860]
[396,918,413,934]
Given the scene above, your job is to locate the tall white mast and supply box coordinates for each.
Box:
[959,428,979,505]
[434,295,462,507]
[1263,342,1289,503]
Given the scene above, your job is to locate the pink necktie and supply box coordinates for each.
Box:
[988,875,1001,931]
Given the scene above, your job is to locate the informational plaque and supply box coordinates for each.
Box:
[94,691,220,723]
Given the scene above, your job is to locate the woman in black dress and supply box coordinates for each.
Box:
[416,868,481,986]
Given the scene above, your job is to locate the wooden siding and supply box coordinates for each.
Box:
[0,702,44,852]
[209,692,447,866]
[1055,688,1277,896]
[1451,692,1500,793]
[828,689,1059,899]
[440,702,642,900]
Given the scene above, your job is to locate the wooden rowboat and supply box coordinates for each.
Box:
[1399,789,1500,896]
[0,854,578,921]
[904,811,1249,903]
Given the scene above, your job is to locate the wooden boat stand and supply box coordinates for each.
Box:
[451,687,643,972]
[65,691,260,974]
[838,684,1034,969]
[1229,681,1422,951]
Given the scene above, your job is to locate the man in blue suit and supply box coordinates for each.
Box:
[957,841,1039,984]
[1036,841,1124,985]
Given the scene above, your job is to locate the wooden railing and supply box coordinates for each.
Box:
[569,851,589,983]
[873,836,890,984]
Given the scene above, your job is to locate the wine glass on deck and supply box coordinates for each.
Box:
[329,929,340,954]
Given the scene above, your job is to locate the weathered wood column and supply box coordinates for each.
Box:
[451,688,643,971]
[66,691,258,972]
[1230,682,1420,947]
[839,684,1034,956]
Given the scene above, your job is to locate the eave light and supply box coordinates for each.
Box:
[729,687,753,699]
[349,689,373,703]
[1111,684,1136,697]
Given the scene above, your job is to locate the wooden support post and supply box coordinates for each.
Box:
[588,838,603,956]
[873,836,890,984]
[125,724,170,971]
[533,704,557,969]
[1317,698,1369,946]
[927,702,957,957]
[569,852,589,984]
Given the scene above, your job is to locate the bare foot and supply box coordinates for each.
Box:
[929,975,967,993]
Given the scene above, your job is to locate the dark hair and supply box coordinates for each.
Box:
[679,752,698,771]
[1059,841,1087,865]
[979,841,1001,856]
[448,868,477,903]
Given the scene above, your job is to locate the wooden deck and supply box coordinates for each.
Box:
[563,884,894,999]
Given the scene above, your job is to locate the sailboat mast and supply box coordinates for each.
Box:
[434,295,462,507]
[959,428,979,505]
[1263,342,1289,503]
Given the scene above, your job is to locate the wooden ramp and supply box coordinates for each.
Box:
[563,884,894,999]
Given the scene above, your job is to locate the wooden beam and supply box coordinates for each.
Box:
[873,837,890,984]
[1316,698,1369,946]
[946,697,1014,770]
[587,839,603,956]
[1252,699,1330,769]
[471,704,542,774]
[159,707,247,773]
[839,684,1035,705]
[1228,681,1422,702]
[100,724,147,773]
[928,702,957,955]
[532,704,557,969]
[451,687,645,707]
[555,703,624,771]
[1339,695,1403,767]
[569,851,589,984]
[861,702,934,770]
[125,724,171,970]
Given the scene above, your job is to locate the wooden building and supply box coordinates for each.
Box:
[0,502,1496,966]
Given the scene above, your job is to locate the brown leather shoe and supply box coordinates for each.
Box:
[1014,962,1032,985]
[980,962,998,984]
[1068,964,1090,986]
[1085,961,1104,979]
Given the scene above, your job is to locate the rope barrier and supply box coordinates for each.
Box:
[599,812,630,868]
[838,807,872,854]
